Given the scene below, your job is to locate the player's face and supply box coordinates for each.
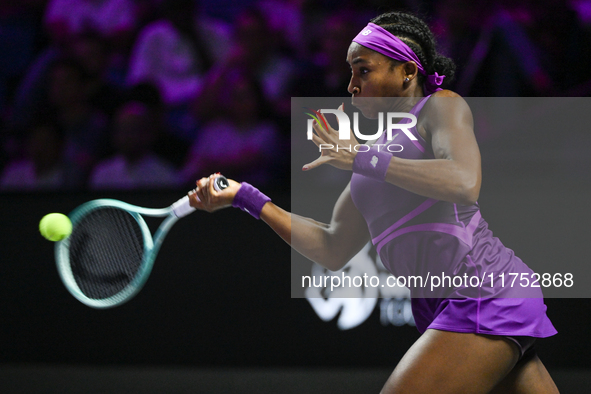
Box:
[346,43,412,118]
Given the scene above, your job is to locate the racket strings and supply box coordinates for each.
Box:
[69,208,145,300]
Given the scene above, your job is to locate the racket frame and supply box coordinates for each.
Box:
[56,199,178,308]
[56,176,227,309]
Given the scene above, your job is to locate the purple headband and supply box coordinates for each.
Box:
[352,23,445,95]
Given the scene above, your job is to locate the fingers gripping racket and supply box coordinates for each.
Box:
[55,176,229,309]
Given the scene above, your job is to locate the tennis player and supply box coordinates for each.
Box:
[190,12,559,394]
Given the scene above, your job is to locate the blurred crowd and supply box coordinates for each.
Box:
[1,0,590,191]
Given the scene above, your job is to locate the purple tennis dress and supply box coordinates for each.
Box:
[350,96,557,338]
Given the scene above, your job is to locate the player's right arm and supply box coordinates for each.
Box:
[260,182,370,271]
[190,177,370,272]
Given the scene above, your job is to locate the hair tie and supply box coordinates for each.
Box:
[424,72,445,95]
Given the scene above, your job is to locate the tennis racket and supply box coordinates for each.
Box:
[55,176,229,309]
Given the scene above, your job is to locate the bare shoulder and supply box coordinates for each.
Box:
[431,89,461,98]
[422,89,473,130]
[427,89,469,110]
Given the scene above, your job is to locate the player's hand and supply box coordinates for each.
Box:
[302,103,358,172]
[188,174,241,212]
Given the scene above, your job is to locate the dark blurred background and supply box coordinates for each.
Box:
[1,0,591,393]
[2,0,591,192]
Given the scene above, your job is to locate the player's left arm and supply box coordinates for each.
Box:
[384,91,481,205]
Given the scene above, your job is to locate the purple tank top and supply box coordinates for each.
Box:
[349,96,557,337]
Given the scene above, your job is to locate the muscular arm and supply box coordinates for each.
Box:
[384,93,481,205]
[260,182,370,271]
[189,177,369,271]
[305,92,481,205]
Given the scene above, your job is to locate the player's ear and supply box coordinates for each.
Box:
[402,61,419,81]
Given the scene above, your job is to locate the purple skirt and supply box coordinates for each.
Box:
[412,296,557,337]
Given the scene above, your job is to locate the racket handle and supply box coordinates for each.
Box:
[172,195,195,218]
[172,176,229,218]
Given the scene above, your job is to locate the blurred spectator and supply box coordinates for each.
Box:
[0,1,45,120]
[10,0,135,129]
[192,8,296,121]
[10,51,60,132]
[0,119,65,191]
[44,0,137,45]
[236,9,296,109]
[126,82,190,169]
[11,27,126,132]
[256,0,309,59]
[431,0,490,92]
[181,70,281,186]
[289,11,362,97]
[127,0,231,107]
[68,32,125,117]
[47,58,109,187]
[435,0,554,96]
[197,0,257,23]
[90,101,178,190]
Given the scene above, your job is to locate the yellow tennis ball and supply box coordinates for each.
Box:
[39,213,72,242]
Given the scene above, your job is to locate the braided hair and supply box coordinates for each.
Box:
[370,12,455,87]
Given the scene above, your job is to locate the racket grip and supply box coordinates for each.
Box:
[172,176,229,218]
[172,195,195,218]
